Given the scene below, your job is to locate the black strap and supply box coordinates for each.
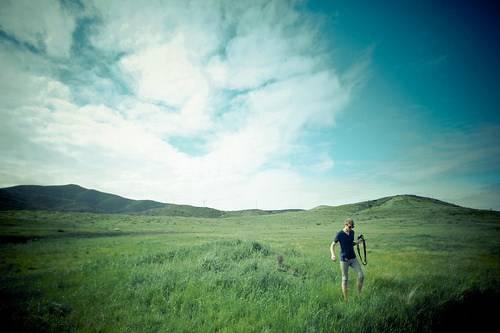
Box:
[356,237,367,265]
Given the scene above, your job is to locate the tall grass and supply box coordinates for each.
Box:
[1,207,499,332]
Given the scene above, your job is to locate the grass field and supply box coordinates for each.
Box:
[1,196,499,332]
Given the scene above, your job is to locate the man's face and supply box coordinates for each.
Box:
[348,223,355,230]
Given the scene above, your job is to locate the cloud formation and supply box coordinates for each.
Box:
[0,0,361,209]
[0,0,76,57]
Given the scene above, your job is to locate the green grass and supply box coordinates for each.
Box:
[1,198,499,332]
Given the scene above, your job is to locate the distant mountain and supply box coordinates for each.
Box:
[1,185,476,218]
[0,184,165,213]
[0,184,305,217]
[310,194,468,218]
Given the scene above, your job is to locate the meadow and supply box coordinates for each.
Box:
[1,195,499,332]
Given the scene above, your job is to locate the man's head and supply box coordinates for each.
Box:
[344,218,355,230]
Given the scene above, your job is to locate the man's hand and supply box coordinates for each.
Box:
[331,254,336,262]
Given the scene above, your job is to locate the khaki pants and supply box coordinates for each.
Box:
[340,258,364,283]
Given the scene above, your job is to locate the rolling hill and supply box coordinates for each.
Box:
[138,206,303,218]
[0,184,484,218]
[0,184,304,217]
[307,194,482,223]
[311,194,462,215]
[0,184,165,213]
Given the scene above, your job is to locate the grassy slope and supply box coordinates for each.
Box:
[0,196,499,332]
[0,185,304,218]
[0,185,165,213]
[137,207,305,218]
[136,205,225,218]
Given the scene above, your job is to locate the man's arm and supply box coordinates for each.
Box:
[330,241,337,261]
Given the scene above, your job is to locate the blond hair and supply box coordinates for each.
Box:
[344,218,354,226]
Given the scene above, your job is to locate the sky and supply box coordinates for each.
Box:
[0,0,499,210]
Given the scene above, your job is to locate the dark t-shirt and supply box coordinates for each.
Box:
[333,230,356,261]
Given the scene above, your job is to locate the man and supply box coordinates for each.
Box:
[330,218,364,300]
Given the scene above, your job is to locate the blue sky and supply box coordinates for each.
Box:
[0,0,499,210]
[304,0,500,209]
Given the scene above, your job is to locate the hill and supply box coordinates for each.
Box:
[0,184,305,217]
[0,184,165,213]
[309,194,471,220]
[136,205,224,218]
[222,209,304,217]
[1,185,484,219]
[138,207,304,218]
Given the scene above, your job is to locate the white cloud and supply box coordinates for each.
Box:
[120,34,209,107]
[109,0,352,190]
[88,0,170,51]
[313,154,335,173]
[0,49,70,108]
[89,0,223,56]
[120,45,213,133]
[0,0,76,57]
[0,0,371,210]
